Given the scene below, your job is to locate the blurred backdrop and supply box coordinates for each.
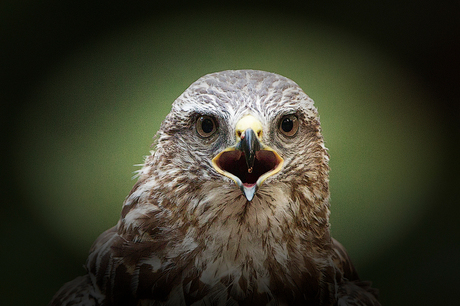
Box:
[1,1,458,305]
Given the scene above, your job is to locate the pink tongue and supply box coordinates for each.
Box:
[243,182,256,188]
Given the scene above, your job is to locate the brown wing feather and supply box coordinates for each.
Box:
[49,227,119,306]
[332,238,381,306]
[331,238,360,281]
[49,275,99,306]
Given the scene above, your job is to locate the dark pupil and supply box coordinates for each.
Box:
[201,118,214,134]
[281,117,293,132]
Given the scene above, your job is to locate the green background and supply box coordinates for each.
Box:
[2,1,458,305]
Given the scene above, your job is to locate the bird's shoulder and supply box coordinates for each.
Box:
[49,275,100,306]
[83,211,186,304]
[49,226,120,306]
[331,238,381,306]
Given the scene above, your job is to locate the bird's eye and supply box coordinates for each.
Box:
[279,114,299,137]
[196,116,217,138]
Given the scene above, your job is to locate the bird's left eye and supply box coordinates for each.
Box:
[279,114,299,137]
[196,116,218,138]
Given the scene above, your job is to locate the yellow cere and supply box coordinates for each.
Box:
[235,115,263,140]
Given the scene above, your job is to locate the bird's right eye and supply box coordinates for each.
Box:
[196,116,217,138]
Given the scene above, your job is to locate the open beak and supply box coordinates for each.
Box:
[212,115,284,201]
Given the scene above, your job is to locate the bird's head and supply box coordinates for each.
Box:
[150,70,329,207]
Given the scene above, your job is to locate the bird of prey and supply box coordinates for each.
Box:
[50,70,379,305]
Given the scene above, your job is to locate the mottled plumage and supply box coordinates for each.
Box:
[50,70,379,305]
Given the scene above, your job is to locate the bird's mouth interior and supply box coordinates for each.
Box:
[214,150,280,187]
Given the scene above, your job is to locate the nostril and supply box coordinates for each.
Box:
[257,130,262,138]
[237,130,242,138]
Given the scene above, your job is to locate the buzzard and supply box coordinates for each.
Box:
[50,70,379,305]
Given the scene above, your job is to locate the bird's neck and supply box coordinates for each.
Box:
[182,184,332,284]
[118,176,333,301]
